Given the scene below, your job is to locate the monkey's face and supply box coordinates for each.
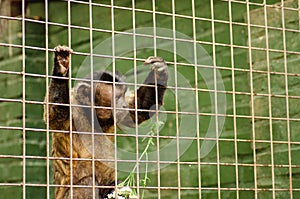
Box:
[94,83,128,121]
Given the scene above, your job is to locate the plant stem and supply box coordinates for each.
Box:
[118,121,164,199]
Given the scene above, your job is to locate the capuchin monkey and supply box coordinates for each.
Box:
[44,45,169,199]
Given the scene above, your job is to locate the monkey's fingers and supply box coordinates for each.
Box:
[144,56,164,65]
[53,45,73,77]
[144,56,168,72]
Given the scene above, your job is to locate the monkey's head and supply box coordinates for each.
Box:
[75,72,129,129]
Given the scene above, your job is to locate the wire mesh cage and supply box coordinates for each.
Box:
[0,0,300,198]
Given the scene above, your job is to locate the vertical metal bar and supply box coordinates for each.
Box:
[21,0,26,198]
[228,0,239,198]
[298,0,300,29]
[262,2,276,198]
[191,0,201,198]
[44,0,50,198]
[67,1,73,198]
[152,0,157,57]
[245,1,258,198]
[131,0,140,197]
[171,0,181,198]
[209,0,221,198]
[88,0,96,198]
[152,0,160,198]
[281,1,293,198]
[110,0,118,194]
[8,8,12,57]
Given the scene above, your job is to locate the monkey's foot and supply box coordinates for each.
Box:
[53,45,73,77]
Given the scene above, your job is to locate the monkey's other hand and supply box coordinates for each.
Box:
[144,56,167,72]
[144,56,169,85]
[53,45,73,77]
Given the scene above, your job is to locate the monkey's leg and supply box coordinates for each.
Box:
[128,56,169,124]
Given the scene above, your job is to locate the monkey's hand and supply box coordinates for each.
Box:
[144,56,167,71]
[143,56,169,86]
[53,45,73,77]
[123,56,169,125]
[46,46,73,126]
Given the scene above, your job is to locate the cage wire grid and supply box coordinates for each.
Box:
[0,0,300,199]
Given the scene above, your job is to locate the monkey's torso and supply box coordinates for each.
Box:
[49,94,115,199]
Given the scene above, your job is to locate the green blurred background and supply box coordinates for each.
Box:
[1,0,300,198]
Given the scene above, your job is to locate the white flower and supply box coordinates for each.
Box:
[106,186,137,199]
[107,191,117,199]
[119,186,133,195]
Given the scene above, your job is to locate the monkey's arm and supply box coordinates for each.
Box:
[45,46,73,130]
[128,56,169,124]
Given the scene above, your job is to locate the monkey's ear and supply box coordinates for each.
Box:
[97,71,125,83]
[75,82,92,106]
[99,72,114,82]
